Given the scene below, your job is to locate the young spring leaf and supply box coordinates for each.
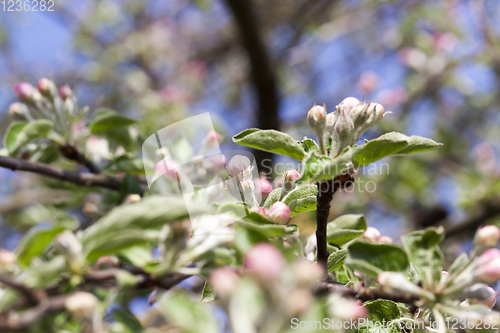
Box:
[233,129,306,161]
[326,214,367,246]
[360,300,402,333]
[283,185,318,216]
[346,241,409,277]
[327,249,348,273]
[4,120,53,155]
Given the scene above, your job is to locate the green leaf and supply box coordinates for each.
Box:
[263,187,281,209]
[283,185,318,216]
[82,197,211,259]
[297,150,354,184]
[16,226,68,266]
[352,132,409,167]
[5,120,53,154]
[298,138,319,154]
[90,108,138,132]
[326,214,367,246]
[394,135,443,155]
[360,300,402,333]
[233,129,305,161]
[346,242,409,277]
[104,155,148,175]
[4,121,27,152]
[449,253,469,276]
[327,250,348,273]
[159,292,219,333]
[401,227,445,286]
[112,309,143,333]
[201,281,216,302]
[237,220,299,238]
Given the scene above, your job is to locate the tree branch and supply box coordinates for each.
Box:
[222,0,280,173]
[0,156,122,191]
[59,144,101,174]
[0,274,41,306]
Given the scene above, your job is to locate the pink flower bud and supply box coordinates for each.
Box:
[378,236,392,244]
[0,250,17,272]
[475,253,500,284]
[267,202,291,225]
[14,82,35,101]
[251,206,267,216]
[307,104,327,132]
[338,97,361,111]
[477,248,500,265]
[332,100,356,156]
[58,85,73,100]
[363,227,381,241]
[37,78,57,97]
[254,176,273,199]
[209,267,240,298]
[155,158,180,179]
[281,169,300,194]
[227,155,251,177]
[203,153,226,171]
[324,112,337,138]
[465,284,497,308]
[244,243,286,281]
[474,225,500,249]
[65,292,98,320]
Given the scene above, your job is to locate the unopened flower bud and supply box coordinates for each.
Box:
[378,272,435,300]
[95,255,119,270]
[292,260,325,287]
[254,176,273,200]
[304,234,317,262]
[328,294,367,320]
[281,170,300,192]
[250,206,267,216]
[363,227,381,242]
[58,85,73,100]
[244,243,286,281]
[475,249,500,284]
[202,130,222,152]
[155,158,180,180]
[324,112,337,139]
[0,250,17,273]
[307,104,327,132]
[209,267,240,298]
[8,102,30,120]
[124,194,141,204]
[332,104,355,156]
[463,284,497,308]
[65,292,98,320]
[37,78,57,98]
[267,202,291,225]
[14,82,36,102]
[54,231,84,274]
[474,225,500,253]
[378,235,392,244]
[227,155,252,178]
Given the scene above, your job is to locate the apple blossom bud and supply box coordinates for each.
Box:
[378,236,392,244]
[244,243,285,281]
[0,250,17,273]
[14,82,35,101]
[292,260,325,287]
[307,104,327,132]
[227,155,251,178]
[58,85,73,100]
[332,106,355,156]
[240,179,258,206]
[328,294,367,320]
[95,255,119,270]
[324,112,337,140]
[363,227,381,242]
[203,153,226,171]
[54,231,84,274]
[475,249,500,284]
[281,170,300,192]
[474,225,500,253]
[251,206,267,216]
[124,194,141,204]
[267,202,291,225]
[37,78,57,98]
[155,158,180,180]
[209,267,240,298]
[377,272,435,300]
[254,176,273,200]
[8,102,30,120]
[65,292,98,320]
[463,284,497,308]
[202,130,222,152]
[304,234,317,262]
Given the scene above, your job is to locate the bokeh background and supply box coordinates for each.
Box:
[0,0,499,286]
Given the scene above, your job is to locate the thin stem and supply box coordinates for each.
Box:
[315,130,327,155]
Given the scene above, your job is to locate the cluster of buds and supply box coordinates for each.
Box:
[307,97,389,158]
[362,227,392,243]
[473,225,500,256]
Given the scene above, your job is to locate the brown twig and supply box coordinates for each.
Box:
[59,144,101,174]
[0,274,41,306]
[0,156,122,191]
